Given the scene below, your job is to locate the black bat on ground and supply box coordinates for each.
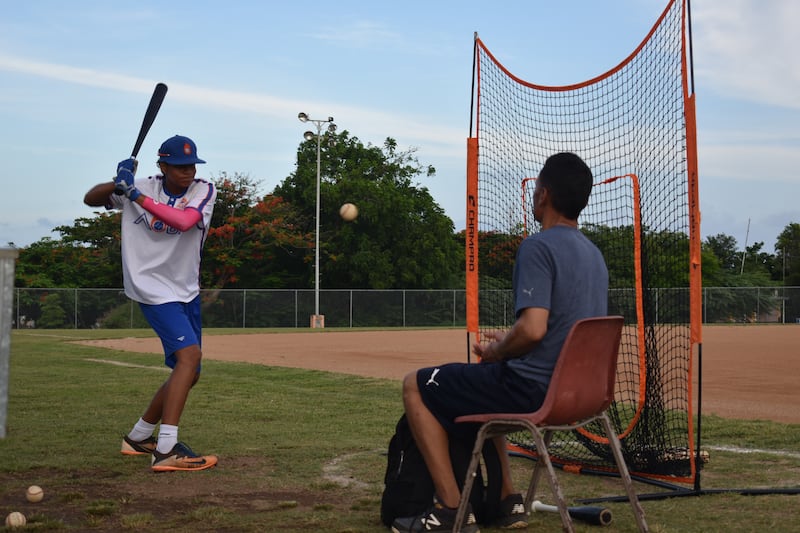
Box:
[115,82,168,194]
[532,500,613,527]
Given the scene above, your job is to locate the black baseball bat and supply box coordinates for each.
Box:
[131,82,168,159]
[115,82,168,194]
[532,500,613,527]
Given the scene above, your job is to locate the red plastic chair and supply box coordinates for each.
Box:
[453,316,648,532]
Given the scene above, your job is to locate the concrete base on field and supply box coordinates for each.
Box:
[310,314,325,328]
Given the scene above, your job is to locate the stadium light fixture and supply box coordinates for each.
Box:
[298,112,337,328]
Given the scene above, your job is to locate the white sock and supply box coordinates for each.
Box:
[128,418,157,442]
[156,424,178,454]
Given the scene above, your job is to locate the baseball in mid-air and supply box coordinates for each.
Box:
[26,485,44,503]
[339,203,358,222]
[5,511,26,528]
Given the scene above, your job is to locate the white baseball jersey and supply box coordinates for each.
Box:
[108,175,217,305]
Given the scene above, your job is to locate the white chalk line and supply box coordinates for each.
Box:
[706,445,800,460]
[85,358,168,372]
[83,360,800,463]
[322,449,384,489]
[15,332,92,339]
[86,356,378,489]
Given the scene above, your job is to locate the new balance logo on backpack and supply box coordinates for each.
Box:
[380,414,502,527]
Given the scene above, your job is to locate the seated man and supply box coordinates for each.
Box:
[393,152,609,533]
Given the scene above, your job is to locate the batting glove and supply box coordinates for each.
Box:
[114,158,141,201]
[117,157,138,177]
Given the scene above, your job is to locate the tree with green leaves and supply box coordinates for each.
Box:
[38,292,68,328]
[776,222,800,286]
[275,132,461,289]
[16,212,122,289]
[202,172,310,290]
[704,233,740,273]
[701,233,779,322]
[702,233,775,286]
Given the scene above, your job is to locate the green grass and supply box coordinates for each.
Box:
[1,329,799,532]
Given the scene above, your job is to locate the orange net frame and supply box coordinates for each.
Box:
[466,0,701,484]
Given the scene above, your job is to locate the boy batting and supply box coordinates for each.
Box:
[84,135,217,472]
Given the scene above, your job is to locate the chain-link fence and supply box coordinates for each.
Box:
[11,288,468,329]
[10,286,800,329]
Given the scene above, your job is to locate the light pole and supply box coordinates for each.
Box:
[782,246,787,324]
[298,112,337,328]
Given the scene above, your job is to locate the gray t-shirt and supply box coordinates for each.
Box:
[506,225,609,385]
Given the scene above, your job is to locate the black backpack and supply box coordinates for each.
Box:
[380,414,502,527]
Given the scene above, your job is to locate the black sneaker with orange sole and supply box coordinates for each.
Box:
[151,442,218,472]
[120,435,157,456]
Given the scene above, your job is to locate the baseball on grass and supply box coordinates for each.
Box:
[26,485,44,503]
[339,202,358,221]
[5,511,26,528]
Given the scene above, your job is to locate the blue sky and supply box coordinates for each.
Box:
[1,1,797,253]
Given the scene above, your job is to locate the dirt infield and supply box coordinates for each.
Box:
[80,325,800,424]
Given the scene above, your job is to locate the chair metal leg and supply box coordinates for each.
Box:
[453,425,490,533]
[522,452,540,521]
[522,428,544,527]
[522,426,549,513]
[601,414,649,533]
[530,427,575,533]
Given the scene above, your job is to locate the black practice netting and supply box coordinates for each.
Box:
[468,0,699,483]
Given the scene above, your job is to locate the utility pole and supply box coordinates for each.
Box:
[740,218,750,275]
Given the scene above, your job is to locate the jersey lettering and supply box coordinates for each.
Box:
[133,212,182,235]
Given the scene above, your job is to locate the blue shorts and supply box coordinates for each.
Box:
[416,362,546,435]
[139,296,202,371]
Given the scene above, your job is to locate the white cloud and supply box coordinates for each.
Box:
[307,20,402,48]
[0,53,464,154]
[0,54,156,93]
[692,0,800,109]
[700,143,800,183]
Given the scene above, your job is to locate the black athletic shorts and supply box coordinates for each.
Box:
[416,361,547,435]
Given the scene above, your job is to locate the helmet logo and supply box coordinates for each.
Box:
[183,142,192,155]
